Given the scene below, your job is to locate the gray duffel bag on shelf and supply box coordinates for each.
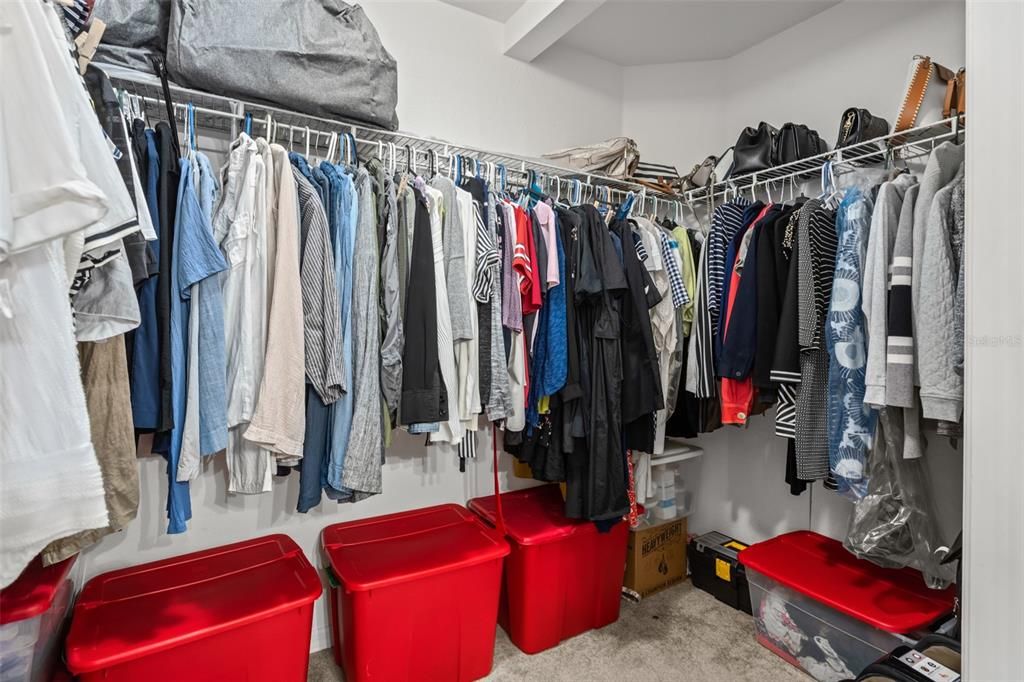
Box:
[91,0,171,72]
[166,0,399,130]
[543,137,640,179]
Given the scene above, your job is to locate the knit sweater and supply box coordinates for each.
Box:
[910,142,965,378]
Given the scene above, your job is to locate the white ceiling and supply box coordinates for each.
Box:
[440,0,842,66]
[442,0,526,23]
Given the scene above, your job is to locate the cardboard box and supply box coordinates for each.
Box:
[622,517,687,601]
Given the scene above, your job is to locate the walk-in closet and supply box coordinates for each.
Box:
[2,1,1021,680]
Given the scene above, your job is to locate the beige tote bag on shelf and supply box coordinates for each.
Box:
[894,55,966,137]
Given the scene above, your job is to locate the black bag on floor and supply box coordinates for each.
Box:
[166,0,399,130]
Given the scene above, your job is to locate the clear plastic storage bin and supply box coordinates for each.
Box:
[746,566,908,681]
[0,556,77,682]
[739,532,955,682]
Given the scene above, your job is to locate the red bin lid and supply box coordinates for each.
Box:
[0,555,76,626]
[467,484,589,546]
[738,531,955,633]
[65,534,321,674]
[322,504,508,592]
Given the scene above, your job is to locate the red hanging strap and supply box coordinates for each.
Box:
[491,423,506,536]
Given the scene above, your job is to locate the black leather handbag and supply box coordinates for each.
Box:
[726,122,778,178]
[834,107,890,148]
[772,123,828,166]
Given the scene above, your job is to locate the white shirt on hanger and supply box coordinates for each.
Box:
[0,0,111,588]
[425,184,464,445]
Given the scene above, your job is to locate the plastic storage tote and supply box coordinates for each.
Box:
[322,504,509,682]
[467,484,629,654]
[65,534,322,682]
[739,531,955,682]
[0,556,77,682]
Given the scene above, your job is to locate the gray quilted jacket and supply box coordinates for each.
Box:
[918,165,966,423]
[910,141,965,380]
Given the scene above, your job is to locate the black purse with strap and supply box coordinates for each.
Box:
[772,123,828,166]
[726,122,778,178]
[835,107,890,149]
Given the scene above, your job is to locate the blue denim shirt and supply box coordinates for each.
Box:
[130,129,161,429]
[166,159,228,533]
[827,187,877,498]
[190,153,229,456]
[323,163,357,497]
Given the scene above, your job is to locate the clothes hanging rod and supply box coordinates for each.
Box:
[685,116,965,203]
[103,65,681,206]
[125,91,648,207]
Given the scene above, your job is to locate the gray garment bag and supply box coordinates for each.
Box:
[166,0,399,130]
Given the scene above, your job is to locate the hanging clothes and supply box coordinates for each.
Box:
[615,217,664,453]
[177,152,229,482]
[340,167,384,498]
[400,187,445,426]
[215,135,272,495]
[826,187,876,497]
[245,144,306,464]
[567,205,630,521]
[795,200,837,482]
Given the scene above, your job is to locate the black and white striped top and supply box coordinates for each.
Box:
[690,238,718,400]
[706,198,752,335]
[797,199,838,351]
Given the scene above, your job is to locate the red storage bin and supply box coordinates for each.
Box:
[739,531,956,680]
[65,534,321,682]
[322,504,509,682]
[467,485,629,654]
[0,556,77,682]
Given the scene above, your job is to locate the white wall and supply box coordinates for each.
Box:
[365,0,624,157]
[79,0,624,654]
[622,59,728,174]
[962,0,1024,677]
[623,0,967,546]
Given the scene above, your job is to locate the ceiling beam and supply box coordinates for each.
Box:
[503,0,606,62]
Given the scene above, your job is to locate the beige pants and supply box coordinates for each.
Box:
[42,335,139,565]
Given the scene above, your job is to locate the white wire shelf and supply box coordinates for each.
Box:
[684,116,965,204]
[102,64,681,208]
[650,442,704,467]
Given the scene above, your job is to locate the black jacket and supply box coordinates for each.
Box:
[399,188,447,424]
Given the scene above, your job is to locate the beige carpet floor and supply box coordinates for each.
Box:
[307,581,808,681]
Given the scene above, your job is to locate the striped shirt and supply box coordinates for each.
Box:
[706,198,751,335]
[687,239,717,399]
[471,197,499,302]
[795,201,838,481]
[293,168,345,404]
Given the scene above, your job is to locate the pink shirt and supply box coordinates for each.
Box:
[533,202,560,288]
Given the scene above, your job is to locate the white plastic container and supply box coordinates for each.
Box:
[0,557,78,682]
[652,475,677,520]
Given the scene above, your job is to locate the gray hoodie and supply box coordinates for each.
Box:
[863,174,918,408]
